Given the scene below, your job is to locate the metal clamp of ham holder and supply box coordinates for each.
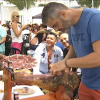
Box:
[4,60,14,81]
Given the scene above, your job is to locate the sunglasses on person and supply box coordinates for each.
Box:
[14,15,20,18]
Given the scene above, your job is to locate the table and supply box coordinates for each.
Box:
[0,71,44,100]
[0,81,4,100]
[12,85,44,99]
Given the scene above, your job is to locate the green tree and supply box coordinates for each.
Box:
[77,0,100,8]
[4,0,36,10]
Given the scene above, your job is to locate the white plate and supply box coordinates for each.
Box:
[0,71,3,75]
[12,85,36,95]
[12,85,44,99]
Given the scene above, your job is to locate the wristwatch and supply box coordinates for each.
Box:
[65,59,69,67]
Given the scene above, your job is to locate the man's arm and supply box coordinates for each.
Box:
[50,45,76,74]
[64,45,76,60]
[67,39,100,68]
[0,37,6,44]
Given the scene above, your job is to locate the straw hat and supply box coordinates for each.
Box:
[37,29,48,34]
[51,29,60,35]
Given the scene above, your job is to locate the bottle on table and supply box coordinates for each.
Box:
[13,91,19,100]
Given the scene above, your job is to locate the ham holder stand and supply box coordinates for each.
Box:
[2,61,57,100]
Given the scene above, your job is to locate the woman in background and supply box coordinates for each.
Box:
[11,11,29,53]
[29,28,38,44]
[29,29,48,56]
[30,29,48,50]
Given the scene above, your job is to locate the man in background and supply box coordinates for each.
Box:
[33,32,63,74]
[59,33,69,58]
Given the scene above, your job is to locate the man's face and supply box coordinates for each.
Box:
[47,17,71,33]
[46,34,57,47]
[59,33,69,48]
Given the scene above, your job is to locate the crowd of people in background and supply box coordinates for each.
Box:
[0,11,72,81]
[0,11,71,74]
[0,11,70,58]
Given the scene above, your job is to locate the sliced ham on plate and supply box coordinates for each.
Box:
[4,54,37,70]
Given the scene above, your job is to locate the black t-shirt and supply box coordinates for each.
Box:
[63,48,68,58]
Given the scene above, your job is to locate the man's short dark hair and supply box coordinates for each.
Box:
[47,32,57,40]
[42,2,68,25]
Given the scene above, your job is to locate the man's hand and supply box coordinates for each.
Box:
[50,59,69,75]
[49,63,54,70]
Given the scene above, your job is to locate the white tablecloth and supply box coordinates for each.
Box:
[0,84,44,100]
[0,71,4,100]
[12,85,44,99]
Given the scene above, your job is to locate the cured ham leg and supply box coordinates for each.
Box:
[14,71,80,92]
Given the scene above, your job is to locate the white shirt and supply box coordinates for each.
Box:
[11,24,23,43]
[30,33,36,41]
[33,43,63,74]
